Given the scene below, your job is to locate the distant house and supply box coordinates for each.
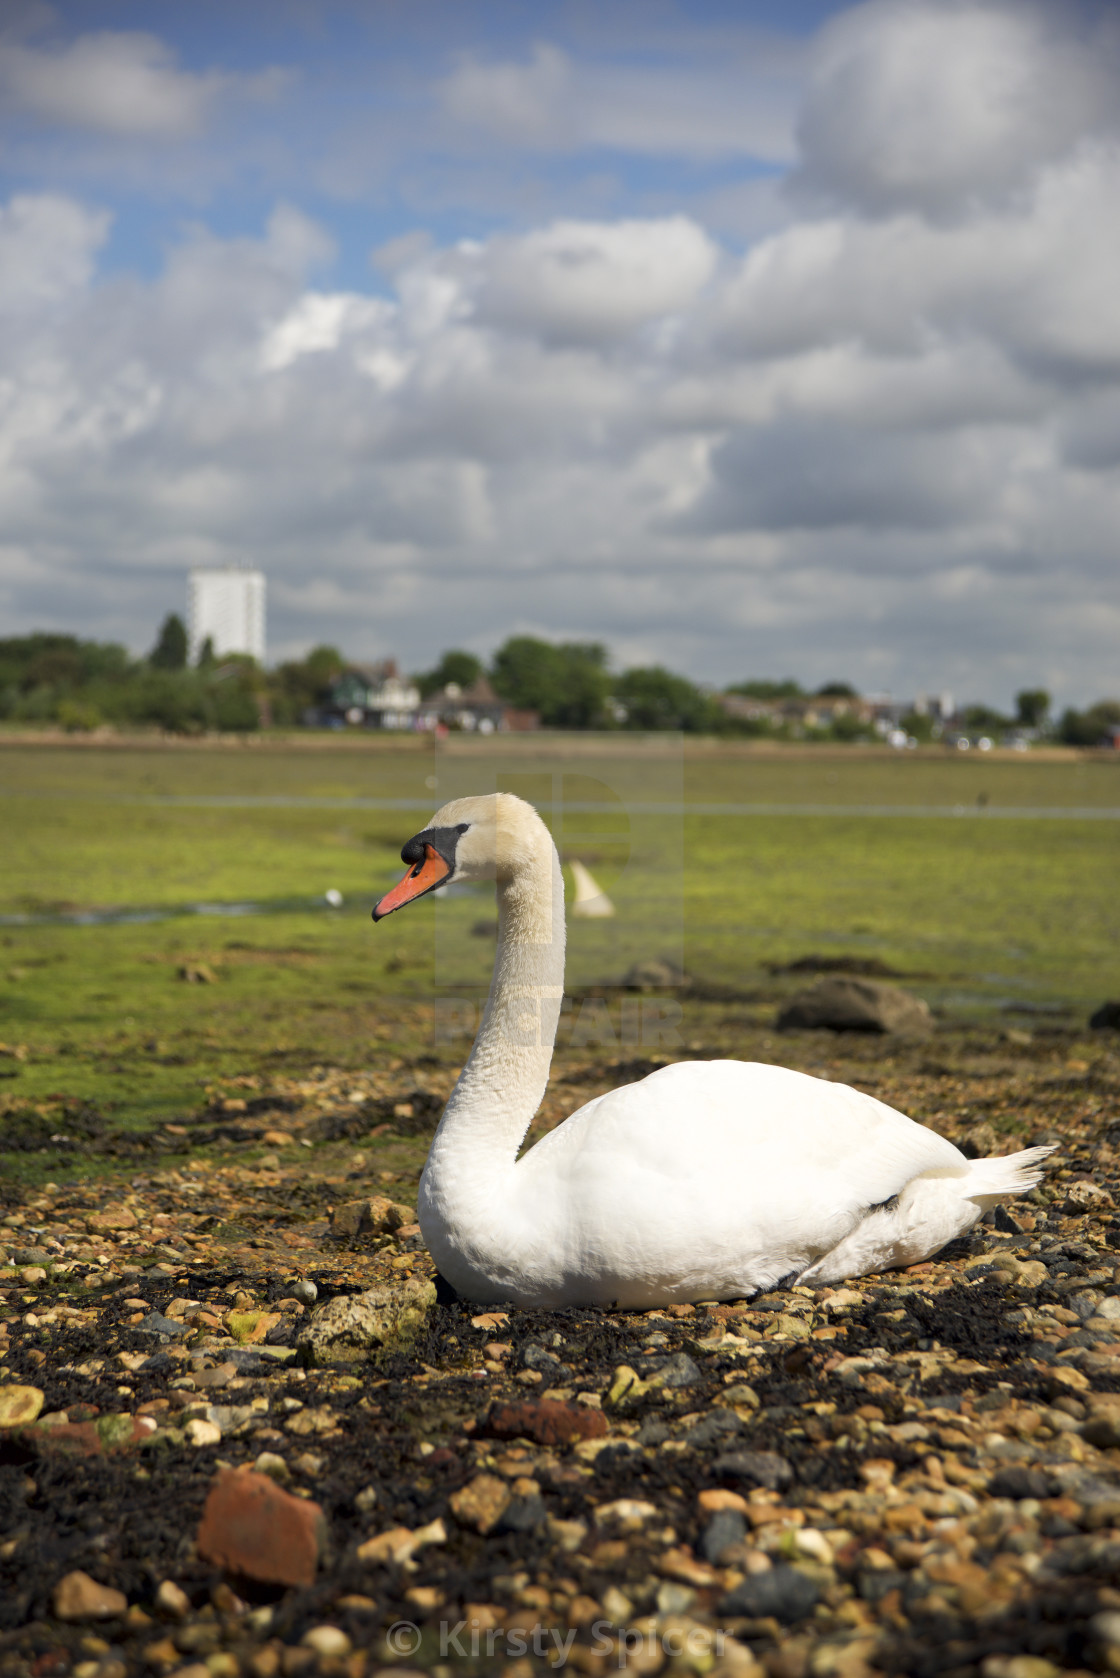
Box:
[321,660,421,729]
[417,676,538,734]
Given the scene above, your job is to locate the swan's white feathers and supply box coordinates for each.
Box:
[403,792,1056,1307]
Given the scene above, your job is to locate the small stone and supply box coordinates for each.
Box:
[86,1206,138,1233]
[301,1627,351,1657]
[0,1384,44,1428]
[253,1452,291,1482]
[702,1509,748,1563]
[226,1311,282,1346]
[53,1571,128,1621]
[154,1580,191,1620]
[981,1658,1060,1678]
[449,1473,511,1535]
[649,1351,702,1387]
[330,1197,413,1239]
[196,1467,326,1587]
[714,1449,794,1491]
[698,1488,750,1515]
[191,1363,237,1391]
[291,1280,317,1307]
[285,1406,336,1436]
[656,1582,697,1616]
[1092,1612,1120,1649]
[355,1518,446,1565]
[722,1383,760,1408]
[484,1398,608,1447]
[1065,1181,1114,1213]
[721,1564,821,1623]
[185,1418,222,1448]
[989,1467,1053,1501]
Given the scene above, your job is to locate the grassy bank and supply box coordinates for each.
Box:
[1,737,1116,1182]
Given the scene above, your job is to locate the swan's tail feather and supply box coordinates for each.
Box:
[963,1144,1056,1207]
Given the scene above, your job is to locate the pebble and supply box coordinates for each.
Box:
[449,1473,511,1535]
[0,1384,44,1428]
[714,1448,794,1491]
[702,1508,747,1563]
[300,1626,351,1656]
[154,1580,191,1619]
[185,1418,222,1447]
[53,1571,128,1621]
[721,1563,821,1623]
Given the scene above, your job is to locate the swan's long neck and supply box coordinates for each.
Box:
[424,833,565,1209]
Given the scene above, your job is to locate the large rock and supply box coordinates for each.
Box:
[1090,1001,1120,1031]
[777,975,932,1034]
[298,1276,435,1365]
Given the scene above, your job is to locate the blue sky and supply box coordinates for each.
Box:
[1,0,1119,703]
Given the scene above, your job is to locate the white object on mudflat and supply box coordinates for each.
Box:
[569,859,615,918]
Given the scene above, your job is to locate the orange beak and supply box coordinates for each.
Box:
[373,844,451,920]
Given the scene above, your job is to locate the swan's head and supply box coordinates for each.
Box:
[372,793,549,921]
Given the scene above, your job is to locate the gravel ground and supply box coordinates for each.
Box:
[3,1035,1120,1678]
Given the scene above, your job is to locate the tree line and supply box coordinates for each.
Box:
[1,619,1117,745]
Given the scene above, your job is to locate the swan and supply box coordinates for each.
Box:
[373,793,1052,1308]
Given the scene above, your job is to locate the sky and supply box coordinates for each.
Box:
[1,0,1119,705]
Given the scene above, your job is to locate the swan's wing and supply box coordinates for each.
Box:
[524,1059,966,1270]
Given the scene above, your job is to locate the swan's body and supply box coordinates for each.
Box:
[374,793,1052,1308]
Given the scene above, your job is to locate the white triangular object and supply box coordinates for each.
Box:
[569,859,615,918]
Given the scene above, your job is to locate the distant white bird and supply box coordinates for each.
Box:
[325,889,343,908]
[568,858,614,918]
[372,793,1053,1307]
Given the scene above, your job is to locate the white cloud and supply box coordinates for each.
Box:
[0,192,109,311]
[794,0,1119,217]
[2,4,1120,706]
[0,27,287,138]
[468,217,720,344]
[439,39,799,163]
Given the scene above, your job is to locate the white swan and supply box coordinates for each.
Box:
[373,793,1052,1308]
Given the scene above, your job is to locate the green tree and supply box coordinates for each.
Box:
[149,614,188,671]
[1059,700,1120,746]
[196,636,216,669]
[612,666,715,731]
[724,678,804,700]
[267,645,344,725]
[899,710,936,742]
[1015,688,1050,729]
[490,636,610,728]
[416,649,483,698]
[961,703,1009,736]
[816,681,857,697]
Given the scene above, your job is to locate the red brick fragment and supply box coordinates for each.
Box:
[483,1399,608,1448]
[196,1468,326,1587]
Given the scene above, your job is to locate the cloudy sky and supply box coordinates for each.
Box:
[2,0,1118,704]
